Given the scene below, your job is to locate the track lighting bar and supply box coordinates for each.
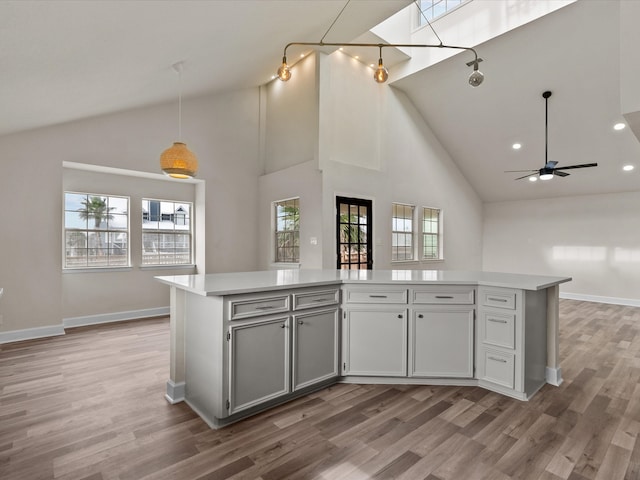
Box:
[277,41,484,86]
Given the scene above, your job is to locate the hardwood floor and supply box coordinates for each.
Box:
[1,300,640,479]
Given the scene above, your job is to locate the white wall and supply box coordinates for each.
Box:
[62,167,196,320]
[483,191,640,304]
[319,50,484,271]
[0,88,261,335]
[257,161,323,270]
[264,54,319,174]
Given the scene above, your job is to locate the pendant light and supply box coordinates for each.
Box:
[160,62,198,179]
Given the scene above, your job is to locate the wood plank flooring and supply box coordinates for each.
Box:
[1,299,640,479]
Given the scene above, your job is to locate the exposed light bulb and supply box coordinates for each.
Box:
[469,68,484,87]
[374,58,389,83]
[277,56,291,82]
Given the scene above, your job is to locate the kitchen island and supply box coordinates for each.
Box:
[156,269,571,428]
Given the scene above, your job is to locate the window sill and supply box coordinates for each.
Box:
[391,260,419,265]
[270,263,301,269]
[421,259,445,263]
[139,264,196,271]
[63,266,133,274]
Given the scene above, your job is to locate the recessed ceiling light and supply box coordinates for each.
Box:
[529,176,538,182]
[623,164,635,171]
[354,55,359,59]
[369,64,375,68]
[614,123,626,131]
[512,143,522,150]
[339,47,344,51]
[300,54,305,58]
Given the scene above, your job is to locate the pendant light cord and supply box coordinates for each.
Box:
[320,0,351,43]
[178,64,182,142]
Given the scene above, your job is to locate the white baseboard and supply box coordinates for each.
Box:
[63,306,169,328]
[546,367,563,386]
[0,325,65,345]
[0,307,169,345]
[166,380,185,404]
[560,292,640,307]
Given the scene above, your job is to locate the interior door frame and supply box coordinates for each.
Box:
[335,195,374,270]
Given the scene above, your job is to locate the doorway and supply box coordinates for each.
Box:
[336,196,373,270]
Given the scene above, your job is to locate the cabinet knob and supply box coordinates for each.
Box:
[418,314,423,318]
[297,320,304,325]
[280,324,286,328]
[398,314,403,319]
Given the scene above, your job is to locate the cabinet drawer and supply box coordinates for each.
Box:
[293,289,340,311]
[481,310,515,349]
[229,294,290,320]
[480,290,516,310]
[412,286,475,305]
[344,288,408,304]
[481,349,515,389]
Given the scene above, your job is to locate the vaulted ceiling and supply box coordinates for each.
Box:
[1,0,638,203]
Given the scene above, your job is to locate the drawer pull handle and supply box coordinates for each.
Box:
[488,297,508,302]
[369,295,388,298]
[312,298,327,302]
[488,356,507,363]
[435,295,454,299]
[488,318,508,324]
[255,305,276,310]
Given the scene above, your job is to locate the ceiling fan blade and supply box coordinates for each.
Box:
[514,173,538,180]
[544,160,558,169]
[554,163,598,170]
[504,169,538,173]
[554,171,570,177]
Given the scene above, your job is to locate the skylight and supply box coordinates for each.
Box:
[417,0,470,25]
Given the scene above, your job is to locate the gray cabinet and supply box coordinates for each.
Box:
[292,308,339,391]
[226,288,340,418]
[343,307,408,376]
[476,286,547,399]
[228,316,290,415]
[410,306,474,378]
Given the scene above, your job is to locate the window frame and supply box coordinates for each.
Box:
[391,202,417,263]
[141,198,194,267]
[421,206,443,261]
[63,191,131,270]
[273,197,300,265]
[413,0,471,30]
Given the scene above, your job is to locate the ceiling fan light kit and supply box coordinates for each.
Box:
[505,90,597,181]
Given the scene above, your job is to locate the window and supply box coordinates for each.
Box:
[417,0,469,25]
[274,198,300,263]
[142,199,192,265]
[64,192,129,268]
[392,203,415,261]
[422,207,442,260]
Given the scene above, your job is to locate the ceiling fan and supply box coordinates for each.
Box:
[506,91,597,181]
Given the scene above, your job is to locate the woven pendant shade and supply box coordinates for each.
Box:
[160,142,198,179]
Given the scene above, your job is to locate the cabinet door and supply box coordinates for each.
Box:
[228,317,290,415]
[292,308,339,391]
[343,308,407,376]
[410,307,474,378]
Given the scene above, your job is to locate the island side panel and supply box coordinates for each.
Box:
[546,284,562,386]
[166,285,187,403]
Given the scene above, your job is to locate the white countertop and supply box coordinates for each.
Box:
[155,269,571,296]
